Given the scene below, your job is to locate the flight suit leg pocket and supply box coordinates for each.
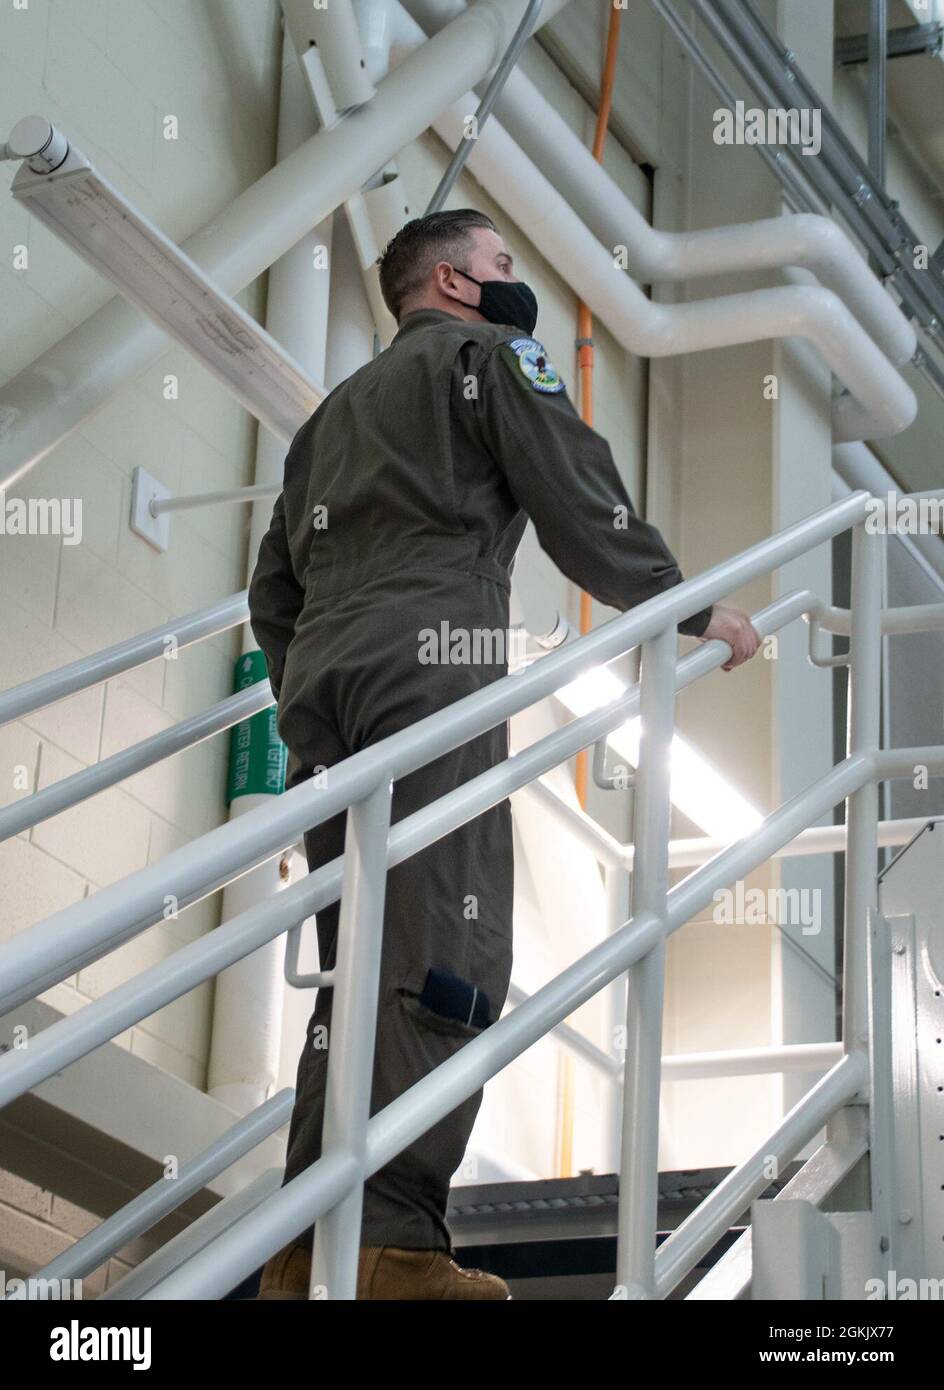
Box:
[398,965,493,1039]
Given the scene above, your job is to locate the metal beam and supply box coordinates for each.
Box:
[425,0,545,214]
[835,22,944,68]
[868,0,888,190]
[683,0,944,352]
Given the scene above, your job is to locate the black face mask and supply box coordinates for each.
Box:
[454,267,539,337]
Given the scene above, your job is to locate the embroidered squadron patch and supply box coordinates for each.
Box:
[506,336,566,394]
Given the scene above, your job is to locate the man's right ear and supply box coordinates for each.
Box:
[437,260,461,299]
[441,262,478,309]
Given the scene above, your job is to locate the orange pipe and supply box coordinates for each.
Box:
[559,5,623,1185]
[574,4,622,811]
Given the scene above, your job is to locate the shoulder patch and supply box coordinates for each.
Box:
[501,336,566,394]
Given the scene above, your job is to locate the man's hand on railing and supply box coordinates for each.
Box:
[699,604,762,671]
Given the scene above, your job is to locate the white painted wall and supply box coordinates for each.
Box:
[0,0,282,1089]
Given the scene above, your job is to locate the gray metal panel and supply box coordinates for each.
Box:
[879,824,944,1279]
[885,545,944,821]
[752,1199,842,1299]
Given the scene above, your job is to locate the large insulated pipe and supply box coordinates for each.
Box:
[494,93,914,367]
[0,0,572,490]
[401,0,915,368]
[384,12,914,441]
[206,26,334,1117]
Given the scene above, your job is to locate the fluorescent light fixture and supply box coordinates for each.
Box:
[6,117,325,443]
[557,664,764,840]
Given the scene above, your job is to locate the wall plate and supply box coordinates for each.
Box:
[130,466,171,552]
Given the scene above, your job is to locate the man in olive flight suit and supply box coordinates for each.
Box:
[248,209,760,1301]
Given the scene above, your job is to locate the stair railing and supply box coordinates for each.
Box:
[3,488,944,1298]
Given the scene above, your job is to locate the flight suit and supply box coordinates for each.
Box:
[248,306,712,1254]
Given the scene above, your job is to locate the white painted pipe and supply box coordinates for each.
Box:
[207,32,335,1117]
[0,591,249,727]
[281,0,376,113]
[506,982,841,1083]
[661,814,934,869]
[281,0,403,350]
[812,598,944,637]
[528,773,933,871]
[0,0,571,489]
[325,210,377,388]
[352,0,396,87]
[400,0,915,368]
[1,0,914,493]
[0,683,272,843]
[151,483,280,514]
[661,1041,842,1081]
[386,3,915,441]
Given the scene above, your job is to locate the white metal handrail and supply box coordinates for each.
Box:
[0,588,823,1079]
[34,1090,295,1285]
[0,590,249,727]
[524,772,936,871]
[0,494,870,1015]
[3,487,944,1299]
[0,682,272,842]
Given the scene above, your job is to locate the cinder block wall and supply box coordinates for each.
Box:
[0,1167,162,1295]
[0,0,282,1105]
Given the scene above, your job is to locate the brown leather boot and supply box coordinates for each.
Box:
[254,1240,510,1300]
[255,1240,312,1300]
[358,1247,510,1301]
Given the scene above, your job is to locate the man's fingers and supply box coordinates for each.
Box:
[722,618,758,670]
[707,609,762,670]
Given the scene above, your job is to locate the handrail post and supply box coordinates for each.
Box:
[603,864,631,1172]
[309,777,393,1300]
[842,522,883,1064]
[614,624,676,1297]
[843,521,889,1278]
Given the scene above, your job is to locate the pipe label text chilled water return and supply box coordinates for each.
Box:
[226,651,286,802]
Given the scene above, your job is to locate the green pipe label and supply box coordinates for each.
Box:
[226,650,286,803]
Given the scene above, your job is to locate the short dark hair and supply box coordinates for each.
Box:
[377,209,497,320]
